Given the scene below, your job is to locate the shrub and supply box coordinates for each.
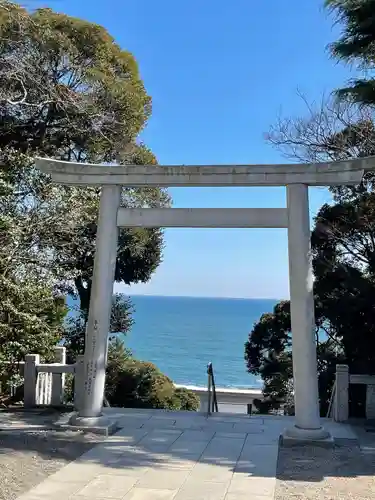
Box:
[172,387,200,411]
[105,338,132,402]
[106,358,199,411]
[253,398,274,415]
[65,338,200,412]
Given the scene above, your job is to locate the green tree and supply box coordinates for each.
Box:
[0,4,170,364]
[0,149,68,397]
[0,275,67,395]
[0,3,150,158]
[64,294,134,363]
[326,0,375,105]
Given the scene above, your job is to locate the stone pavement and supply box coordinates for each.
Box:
[14,409,356,500]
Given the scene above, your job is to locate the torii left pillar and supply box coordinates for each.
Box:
[70,184,121,428]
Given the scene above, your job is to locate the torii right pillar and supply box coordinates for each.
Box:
[283,183,332,445]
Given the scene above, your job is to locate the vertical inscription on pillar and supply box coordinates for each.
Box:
[85,319,99,396]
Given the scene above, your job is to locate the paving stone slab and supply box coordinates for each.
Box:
[201,422,236,432]
[208,436,246,445]
[210,417,262,425]
[242,434,279,445]
[239,443,279,462]
[141,420,177,429]
[76,474,137,498]
[227,476,276,497]
[16,480,86,499]
[136,469,191,490]
[114,415,152,425]
[215,432,248,439]
[234,457,277,477]
[71,497,117,500]
[49,462,111,483]
[110,428,149,441]
[174,422,209,430]
[122,488,178,499]
[176,429,216,442]
[224,495,273,500]
[80,442,133,463]
[139,433,181,445]
[148,428,183,435]
[149,457,198,470]
[95,463,150,476]
[232,424,265,433]
[209,414,263,422]
[169,439,210,454]
[189,463,234,483]
[174,479,229,500]
[200,450,243,462]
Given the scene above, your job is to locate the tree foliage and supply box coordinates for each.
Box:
[0,147,70,394]
[0,3,169,396]
[0,3,169,307]
[326,0,375,105]
[0,3,151,159]
[64,293,134,363]
[106,357,200,411]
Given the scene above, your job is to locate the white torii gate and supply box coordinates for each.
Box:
[35,156,375,443]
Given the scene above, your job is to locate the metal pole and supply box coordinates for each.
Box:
[207,363,212,416]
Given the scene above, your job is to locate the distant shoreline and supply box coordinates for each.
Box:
[175,384,263,393]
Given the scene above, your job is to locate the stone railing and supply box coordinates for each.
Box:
[333,364,375,422]
[22,347,84,408]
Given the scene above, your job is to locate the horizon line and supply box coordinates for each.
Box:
[126,293,285,301]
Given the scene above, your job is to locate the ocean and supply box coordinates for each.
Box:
[122,295,278,389]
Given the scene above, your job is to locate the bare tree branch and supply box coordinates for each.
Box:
[266,92,375,163]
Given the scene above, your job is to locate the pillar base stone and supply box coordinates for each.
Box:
[54,412,118,436]
[69,413,119,436]
[280,425,333,448]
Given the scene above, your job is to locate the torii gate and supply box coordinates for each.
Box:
[35,156,375,443]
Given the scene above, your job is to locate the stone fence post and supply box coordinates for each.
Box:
[51,346,66,406]
[366,384,375,420]
[74,355,84,412]
[334,364,349,422]
[24,354,40,408]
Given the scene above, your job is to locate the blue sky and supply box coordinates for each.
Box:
[44,0,353,298]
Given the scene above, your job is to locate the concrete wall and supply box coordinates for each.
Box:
[175,385,263,413]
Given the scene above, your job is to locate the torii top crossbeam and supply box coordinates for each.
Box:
[35,156,375,187]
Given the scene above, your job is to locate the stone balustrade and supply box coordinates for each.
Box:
[23,347,80,408]
[333,364,375,421]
